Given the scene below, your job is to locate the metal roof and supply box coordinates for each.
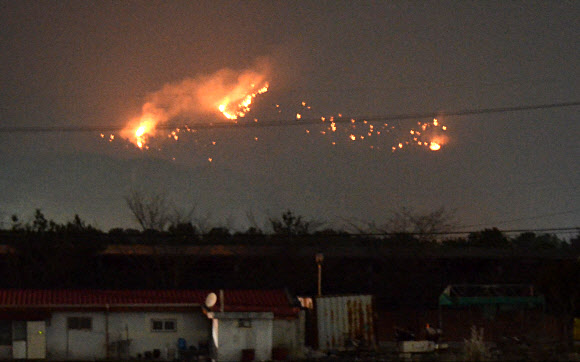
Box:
[0,289,208,306]
[0,289,299,318]
[439,284,545,307]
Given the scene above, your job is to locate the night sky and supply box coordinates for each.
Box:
[0,1,578,235]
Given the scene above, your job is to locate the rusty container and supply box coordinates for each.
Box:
[316,294,375,351]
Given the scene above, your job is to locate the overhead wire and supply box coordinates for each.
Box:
[458,209,580,230]
[0,100,578,133]
[0,100,577,234]
[360,226,579,237]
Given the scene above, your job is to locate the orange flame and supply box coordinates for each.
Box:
[218,83,269,120]
[121,115,157,149]
[121,61,271,149]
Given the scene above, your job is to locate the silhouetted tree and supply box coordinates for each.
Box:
[6,210,106,288]
[571,232,580,252]
[513,232,562,250]
[537,260,580,347]
[468,228,510,248]
[167,222,199,244]
[233,227,267,244]
[203,227,231,243]
[269,210,322,237]
[365,207,457,242]
[125,190,172,231]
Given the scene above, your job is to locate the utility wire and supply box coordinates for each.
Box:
[357,226,579,237]
[458,209,580,229]
[0,101,578,133]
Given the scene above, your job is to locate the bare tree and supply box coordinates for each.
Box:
[245,210,263,232]
[190,211,215,234]
[269,210,324,236]
[125,190,172,231]
[123,191,199,288]
[169,205,195,225]
[374,207,458,242]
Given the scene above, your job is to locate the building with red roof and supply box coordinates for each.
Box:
[0,289,303,361]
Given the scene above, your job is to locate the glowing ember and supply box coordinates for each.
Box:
[429,142,441,151]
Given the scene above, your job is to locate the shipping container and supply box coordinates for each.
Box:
[316,294,375,351]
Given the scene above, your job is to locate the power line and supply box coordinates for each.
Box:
[459,209,580,229]
[365,227,579,236]
[0,101,578,134]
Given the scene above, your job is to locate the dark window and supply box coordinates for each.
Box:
[12,321,26,340]
[67,317,92,330]
[151,319,176,332]
[0,321,11,346]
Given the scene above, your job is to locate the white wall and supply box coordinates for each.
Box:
[109,311,210,359]
[211,312,273,362]
[47,312,106,360]
[272,312,305,359]
[46,310,211,360]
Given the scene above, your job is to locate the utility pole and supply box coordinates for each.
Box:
[315,253,324,297]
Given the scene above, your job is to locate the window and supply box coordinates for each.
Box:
[151,319,176,332]
[238,319,252,328]
[12,321,26,340]
[67,317,92,330]
[0,321,11,346]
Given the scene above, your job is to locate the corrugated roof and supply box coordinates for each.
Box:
[0,289,299,318]
[439,284,545,307]
[0,289,208,306]
[213,290,299,317]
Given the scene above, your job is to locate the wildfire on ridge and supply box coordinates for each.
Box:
[120,64,270,149]
[121,115,157,149]
[113,74,449,157]
[218,83,269,120]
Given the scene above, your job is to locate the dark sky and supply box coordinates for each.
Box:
[0,1,578,235]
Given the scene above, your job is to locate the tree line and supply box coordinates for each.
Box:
[0,206,578,316]
[3,205,577,249]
